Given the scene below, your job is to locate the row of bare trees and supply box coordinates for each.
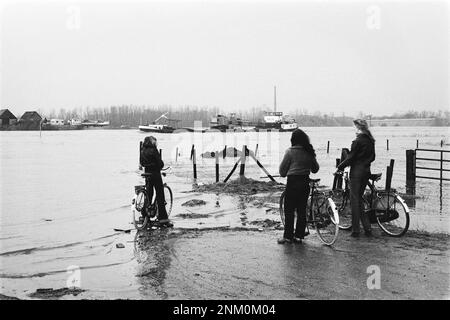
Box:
[39,105,450,127]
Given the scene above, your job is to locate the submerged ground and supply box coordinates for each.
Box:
[1,128,449,299]
[1,178,449,300]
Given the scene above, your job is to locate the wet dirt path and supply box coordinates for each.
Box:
[134,227,449,300]
[1,226,448,300]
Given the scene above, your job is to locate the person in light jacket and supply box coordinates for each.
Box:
[278,129,320,244]
[336,119,375,237]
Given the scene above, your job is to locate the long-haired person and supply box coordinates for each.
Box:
[337,119,375,237]
[278,129,320,244]
[139,136,173,227]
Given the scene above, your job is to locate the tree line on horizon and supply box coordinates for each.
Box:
[37,105,450,127]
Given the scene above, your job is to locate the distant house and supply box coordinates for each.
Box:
[69,119,82,126]
[19,111,43,130]
[0,109,17,128]
[50,119,65,126]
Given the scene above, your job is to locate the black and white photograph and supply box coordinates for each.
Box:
[0,0,449,304]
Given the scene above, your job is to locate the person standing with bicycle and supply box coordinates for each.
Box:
[139,136,173,227]
[278,129,320,244]
[336,119,375,237]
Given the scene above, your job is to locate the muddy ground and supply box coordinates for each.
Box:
[192,177,286,195]
[1,179,449,300]
[4,227,447,300]
[130,227,450,300]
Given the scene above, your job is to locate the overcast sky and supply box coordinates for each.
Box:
[0,0,448,117]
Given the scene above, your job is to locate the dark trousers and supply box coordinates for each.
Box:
[145,171,168,220]
[283,175,310,240]
[349,166,372,233]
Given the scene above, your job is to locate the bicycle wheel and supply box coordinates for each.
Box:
[312,195,339,246]
[375,193,410,237]
[133,190,149,230]
[332,189,352,230]
[156,184,173,217]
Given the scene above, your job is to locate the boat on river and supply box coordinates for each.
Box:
[138,123,177,133]
[253,111,298,132]
[209,113,254,132]
[253,86,298,132]
[139,113,181,133]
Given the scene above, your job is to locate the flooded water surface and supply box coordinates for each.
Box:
[0,127,449,298]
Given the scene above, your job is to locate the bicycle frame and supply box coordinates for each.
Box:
[365,179,377,209]
[307,181,332,225]
[336,170,378,209]
[280,180,322,225]
[333,168,409,236]
[132,168,173,231]
[141,167,170,204]
[279,176,339,245]
[337,170,405,218]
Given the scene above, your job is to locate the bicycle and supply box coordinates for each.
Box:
[279,177,340,246]
[131,167,173,231]
[332,170,410,237]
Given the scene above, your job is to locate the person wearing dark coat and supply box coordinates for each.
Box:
[337,119,376,237]
[278,129,320,244]
[139,136,172,227]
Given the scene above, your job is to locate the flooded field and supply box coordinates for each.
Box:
[0,126,449,298]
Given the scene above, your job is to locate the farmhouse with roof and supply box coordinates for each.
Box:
[18,111,43,130]
[0,109,17,128]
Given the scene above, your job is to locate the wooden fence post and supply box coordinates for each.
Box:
[389,159,395,175]
[224,158,241,183]
[192,149,197,180]
[333,158,342,190]
[139,141,143,168]
[341,148,349,162]
[406,150,416,194]
[337,149,349,189]
[248,153,276,182]
[190,144,195,160]
[215,151,220,183]
[239,145,247,181]
[327,141,330,154]
[384,159,395,215]
[385,159,395,191]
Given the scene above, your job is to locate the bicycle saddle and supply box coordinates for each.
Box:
[369,173,382,181]
[310,178,321,183]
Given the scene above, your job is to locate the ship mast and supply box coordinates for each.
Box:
[154,112,169,124]
[274,86,277,112]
